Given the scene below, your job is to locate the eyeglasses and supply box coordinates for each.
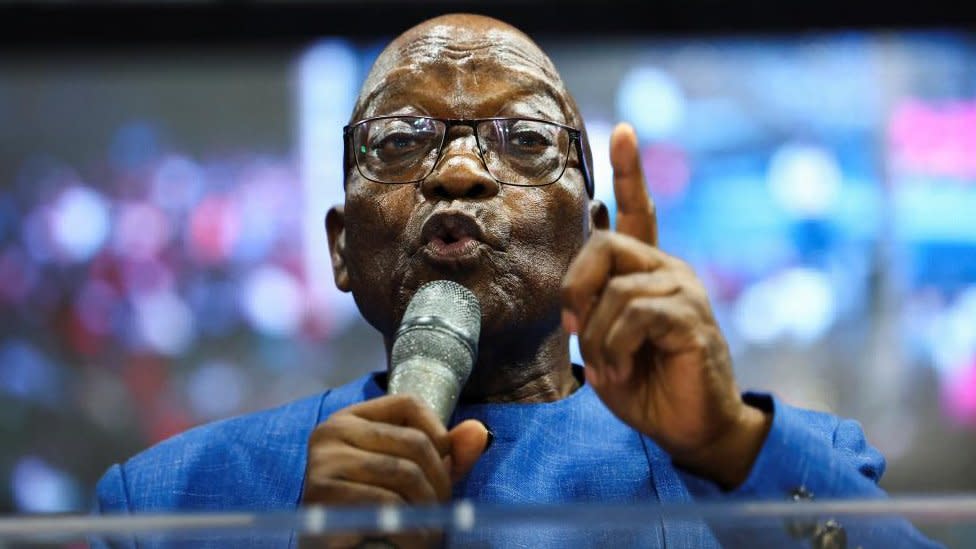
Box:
[343,116,594,197]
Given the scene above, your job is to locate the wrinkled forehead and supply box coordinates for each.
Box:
[353,24,574,122]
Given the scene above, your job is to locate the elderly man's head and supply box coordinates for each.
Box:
[327,13,607,352]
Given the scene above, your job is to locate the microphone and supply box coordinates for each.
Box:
[388,280,481,425]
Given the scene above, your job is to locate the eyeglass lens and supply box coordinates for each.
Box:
[353,117,571,186]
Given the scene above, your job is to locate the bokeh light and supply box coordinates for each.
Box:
[616,67,686,141]
[133,291,196,356]
[241,265,305,337]
[12,457,80,513]
[767,143,842,218]
[187,360,249,421]
[50,186,111,263]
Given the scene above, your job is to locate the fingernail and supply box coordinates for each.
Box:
[561,310,578,334]
[484,425,495,451]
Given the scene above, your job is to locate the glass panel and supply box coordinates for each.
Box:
[3,499,974,547]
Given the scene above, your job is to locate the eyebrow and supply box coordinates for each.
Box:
[354,68,574,125]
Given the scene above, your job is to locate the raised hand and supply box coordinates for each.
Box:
[561,123,771,489]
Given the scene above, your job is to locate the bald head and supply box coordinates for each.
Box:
[351,13,580,127]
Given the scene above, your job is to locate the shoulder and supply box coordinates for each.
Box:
[97,372,383,512]
[113,392,325,512]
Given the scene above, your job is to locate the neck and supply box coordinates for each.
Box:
[460,325,578,404]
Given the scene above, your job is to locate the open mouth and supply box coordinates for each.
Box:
[420,211,487,263]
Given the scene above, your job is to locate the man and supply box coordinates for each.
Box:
[95,13,942,549]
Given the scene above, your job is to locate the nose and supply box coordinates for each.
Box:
[420,133,500,201]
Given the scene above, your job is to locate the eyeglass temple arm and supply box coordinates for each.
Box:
[575,134,595,199]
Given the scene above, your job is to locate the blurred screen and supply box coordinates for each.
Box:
[2,29,976,514]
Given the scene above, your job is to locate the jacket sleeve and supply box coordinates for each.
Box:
[88,463,137,549]
[679,393,946,549]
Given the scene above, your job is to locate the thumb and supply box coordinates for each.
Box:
[447,419,491,482]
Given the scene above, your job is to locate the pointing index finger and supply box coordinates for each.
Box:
[611,123,658,247]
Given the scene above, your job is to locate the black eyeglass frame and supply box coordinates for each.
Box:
[343,115,595,198]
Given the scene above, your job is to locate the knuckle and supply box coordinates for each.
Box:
[397,393,428,414]
[330,412,356,429]
[625,299,654,323]
[305,460,342,492]
[310,422,336,445]
[318,415,352,440]
[691,330,712,351]
[304,479,340,503]
[314,478,343,498]
[384,456,425,488]
[308,424,328,444]
[605,276,632,301]
[386,394,426,419]
[689,293,712,318]
[401,460,426,488]
[307,441,338,466]
[402,429,433,461]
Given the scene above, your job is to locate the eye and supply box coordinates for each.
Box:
[509,130,553,149]
[369,130,438,162]
[373,132,419,152]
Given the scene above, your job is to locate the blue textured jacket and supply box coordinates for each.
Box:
[95,370,942,548]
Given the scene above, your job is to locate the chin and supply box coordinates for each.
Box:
[391,253,561,339]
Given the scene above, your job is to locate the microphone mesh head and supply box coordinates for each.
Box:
[401,280,481,345]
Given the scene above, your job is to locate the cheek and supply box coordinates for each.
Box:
[345,184,416,256]
[346,213,396,280]
[504,185,588,290]
[472,185,586,334]
[515,184,587,253]
[343,185,417,330]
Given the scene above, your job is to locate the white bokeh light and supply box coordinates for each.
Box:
[12,456,79,512]
[134,290,196,356]
[767,143,842,218]
[50,186,111,262]
[734,267,837,346]
[616,67,686,140]
[241,265,305,337]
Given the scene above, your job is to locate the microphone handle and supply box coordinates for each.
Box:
[387,357,463,426]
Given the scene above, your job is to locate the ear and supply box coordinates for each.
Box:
[588,199,610,233]
[325,205,351,292]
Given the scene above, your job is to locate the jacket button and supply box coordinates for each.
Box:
[812,519,847,549]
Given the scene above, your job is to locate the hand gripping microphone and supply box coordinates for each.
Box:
[388,280,481,425]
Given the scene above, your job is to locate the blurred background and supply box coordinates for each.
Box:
[0,0,975,523]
